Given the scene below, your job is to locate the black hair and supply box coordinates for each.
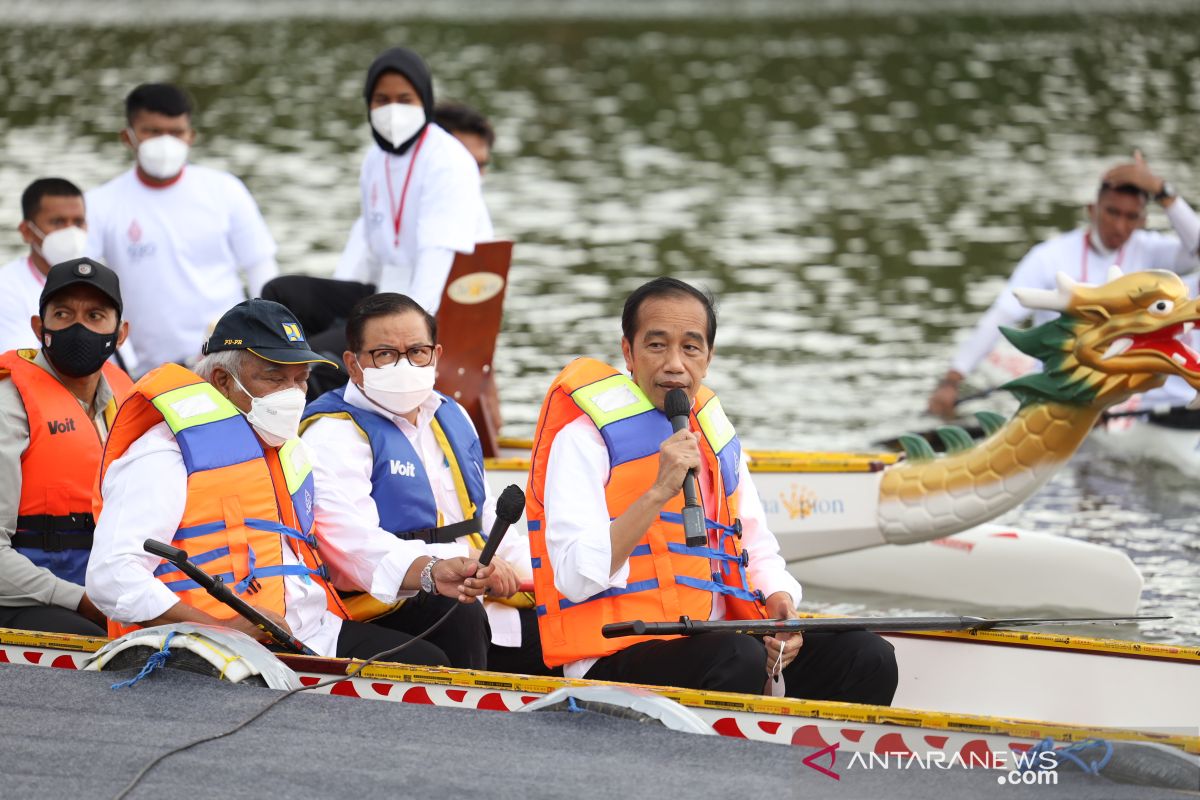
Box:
[21,178,83,221]
[434,101,495,147]
[1098,181,1149,203]
[346,293,437,353]
[125,83,193,124]
[621,277,717,349]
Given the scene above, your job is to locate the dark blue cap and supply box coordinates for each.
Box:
[203,299,336,368]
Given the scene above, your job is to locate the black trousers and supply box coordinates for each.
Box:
[260,275,374,400]
[371,591,490,670]
[585,630,898,706]
[0,605,105,637]
[487,605,562,677]
[334,618,454,665]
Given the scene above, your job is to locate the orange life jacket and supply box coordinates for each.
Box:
[527,358,766,668]
[96,364,346,637]
[0,349,132,584]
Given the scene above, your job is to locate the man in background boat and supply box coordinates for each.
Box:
[527,277,898,703]
[262,49,494,399]
[928,152,1200,418]
[0,180,90,351]
[86,299,492,660]
[300,292,551,673]
[85,83,279,376]
[0,258,132,636]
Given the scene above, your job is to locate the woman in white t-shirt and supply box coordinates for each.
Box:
[262,46,492,397]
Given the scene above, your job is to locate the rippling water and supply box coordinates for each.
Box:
[1,1,1196,643]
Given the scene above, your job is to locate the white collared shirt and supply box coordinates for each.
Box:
[86,422,342,657]
[300,382,529,646]
[544,415,803,679]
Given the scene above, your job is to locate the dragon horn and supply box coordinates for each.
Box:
[1013,274,1075,312]
[1107,264,1125,282]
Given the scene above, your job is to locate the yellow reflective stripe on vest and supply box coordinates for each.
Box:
[696,394,735,454]
[152,383,240,434]
[430,417,476,522]
[277,438,313,496]
[570,373,654,430]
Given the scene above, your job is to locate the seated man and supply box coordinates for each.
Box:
[528,277,898,703]
[87,299,490,661]
[0,258,132,635]
[0,179,89,351]
[301,293,550,673]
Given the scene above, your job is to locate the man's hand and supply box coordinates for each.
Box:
[763,591,802,675]
[650,428,702,504]
[927,370,963,419]
[76,593,108,629]
[227,606,291,644]
[482,556,521,598]
[433,557,494,604]
[1102,150,1166,200]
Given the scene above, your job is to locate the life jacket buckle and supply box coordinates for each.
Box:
[740,550,750,567]
[732,518,743,538]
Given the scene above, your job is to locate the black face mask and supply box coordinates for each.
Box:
[41,321,118,378]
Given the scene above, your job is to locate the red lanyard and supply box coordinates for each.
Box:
[1082,230,1124,283]
[383,128,429,247]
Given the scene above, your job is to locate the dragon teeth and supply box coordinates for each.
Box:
[1101,338,1133,360]
[1172,353,1189,366]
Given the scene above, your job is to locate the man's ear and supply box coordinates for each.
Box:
[621,337,634,375]
[17,220,36,247]
[30,315,43,343]
[116,320,130,349]
[344,351,363,386]
[119,128,135,152]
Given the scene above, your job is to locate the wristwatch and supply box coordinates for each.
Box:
[1155,181,1177,202]
[419,557,442,595]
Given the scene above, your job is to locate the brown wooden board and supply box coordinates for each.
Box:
[434,240,513,457]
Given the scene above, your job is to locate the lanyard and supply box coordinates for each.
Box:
[1082,230,1124,283]
[384,128,429,247]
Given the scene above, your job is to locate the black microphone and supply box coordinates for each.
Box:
[142,539,316,655]
[478,484,525,567]
[664,388,706,547]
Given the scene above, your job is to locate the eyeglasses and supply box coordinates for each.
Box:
[361,345,435,368]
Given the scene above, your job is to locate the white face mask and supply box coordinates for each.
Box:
[229,372,307,447]
[360,359,436,415]
[370,103,426,149]
[129,130,190,180]
[29,224,88,266]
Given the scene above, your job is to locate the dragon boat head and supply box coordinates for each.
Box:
[1005,266,1200,409]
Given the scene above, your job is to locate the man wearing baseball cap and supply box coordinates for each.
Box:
[87,298,492,661]
[0,257,133,635]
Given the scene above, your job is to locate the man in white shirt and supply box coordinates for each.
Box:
[527,278,898,703]
[929,153,1200,417]
[85,83,279,376]
[0,179,90,352]
[261,48,493,399]
[87,299,491,660]
[300,293,549,673]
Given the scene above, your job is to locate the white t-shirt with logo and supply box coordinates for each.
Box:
[0,256,44,351]
[85,165,278,373]
[338,125,492,309]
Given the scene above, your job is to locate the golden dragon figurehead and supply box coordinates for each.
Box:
[1005,266,1200,410]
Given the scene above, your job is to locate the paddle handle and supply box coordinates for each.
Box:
[143,540,316,656]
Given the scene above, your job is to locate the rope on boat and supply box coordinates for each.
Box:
[1020,737,1114,776]
[111,632,178,690]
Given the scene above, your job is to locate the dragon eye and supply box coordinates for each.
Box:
[1148,299,1174,316]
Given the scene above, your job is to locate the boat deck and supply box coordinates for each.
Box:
[0,661,1174,800]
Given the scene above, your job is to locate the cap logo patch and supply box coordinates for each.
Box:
[282,322,304,342]
[76,263,93,276]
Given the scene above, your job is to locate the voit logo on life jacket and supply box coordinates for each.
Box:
[779,483,846,520]
[390,460,417,477]
[47,418,78,435]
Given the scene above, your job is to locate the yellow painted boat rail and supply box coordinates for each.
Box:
[488,444,901,474]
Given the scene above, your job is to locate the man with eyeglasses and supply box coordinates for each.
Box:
[928,150,1200,418]
[299,293,548,673]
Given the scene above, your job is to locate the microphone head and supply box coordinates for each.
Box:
[664,388,690,419]
[495,484,526,524]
